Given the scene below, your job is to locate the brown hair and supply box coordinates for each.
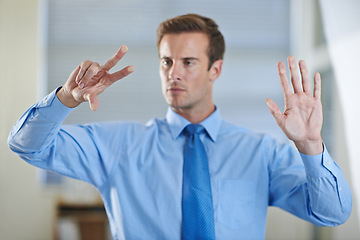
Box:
[156,13,225,70]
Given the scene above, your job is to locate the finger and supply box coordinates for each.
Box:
[102,45,128,71]
[277,61,292,98]
[78,62,101,88]
[76,60,92,83]
[67,66,81,88]
[313,72,321,99]
[288,56,302,93]
[266,98,284,128]
[84,93,99,111]
[109,65,135,83]
[299,60,311,94]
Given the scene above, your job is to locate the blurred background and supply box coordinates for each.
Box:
[1,0,359,239]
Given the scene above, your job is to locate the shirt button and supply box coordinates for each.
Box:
[327,160,331,165]
[339,187,342,191]
[44,99,48,104]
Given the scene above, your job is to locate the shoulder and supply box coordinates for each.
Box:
[218,120,289,149]
[218,120,264,140]
[71,117,168,138]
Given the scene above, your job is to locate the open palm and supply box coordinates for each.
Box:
[266,56,323,155]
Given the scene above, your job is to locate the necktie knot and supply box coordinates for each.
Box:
[184,124,204,135]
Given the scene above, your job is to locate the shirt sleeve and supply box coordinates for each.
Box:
[299,146,352,225]
[7,88,118,188]
[8,88,73,154]
[269,142,352,227]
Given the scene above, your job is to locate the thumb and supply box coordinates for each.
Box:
[266,98,283,126]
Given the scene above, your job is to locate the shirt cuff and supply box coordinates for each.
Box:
[37,87,74,123]
[300,144,336,178]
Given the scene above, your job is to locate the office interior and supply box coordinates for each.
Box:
[1,0,359,239]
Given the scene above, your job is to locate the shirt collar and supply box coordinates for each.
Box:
[165,107,221,142]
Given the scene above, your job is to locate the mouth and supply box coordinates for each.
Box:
[167,86,185,94]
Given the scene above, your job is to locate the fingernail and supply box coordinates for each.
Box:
[121,45,128,53]
[127,66,135,72]
[79,82,85,88]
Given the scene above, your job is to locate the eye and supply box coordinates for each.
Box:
[184,60,193,66]
[162,59,172,67]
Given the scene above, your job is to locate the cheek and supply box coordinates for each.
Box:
[160,73,168,94]
[159,67,165,79]
[159,68,166,82]
[193,72,210,88]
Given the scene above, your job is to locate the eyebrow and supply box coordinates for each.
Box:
[160,57,199,61]
[183,57,199,61]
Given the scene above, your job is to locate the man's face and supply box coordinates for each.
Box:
[159,32,218,114]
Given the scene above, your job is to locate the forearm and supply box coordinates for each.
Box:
[300,147,352,225]
[270,144,352,226]
[8,88,116,187]
[8,88,74,156]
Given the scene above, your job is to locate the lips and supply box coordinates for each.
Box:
[167,86,185,94]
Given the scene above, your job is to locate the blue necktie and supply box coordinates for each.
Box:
[182,124,215,240]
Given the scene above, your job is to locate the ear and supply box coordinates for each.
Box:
[209,59,223,82]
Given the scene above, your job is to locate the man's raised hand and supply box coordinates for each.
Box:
[266,56,323,155]
[57,45,135,111]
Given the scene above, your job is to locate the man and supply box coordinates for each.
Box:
[8,14,351,239]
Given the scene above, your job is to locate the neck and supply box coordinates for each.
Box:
[172,104,216,124]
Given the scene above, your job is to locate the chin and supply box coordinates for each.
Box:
[167,101,184,109]
[168,103,182,109]
[166,97,192,110]
[166,98,181,108]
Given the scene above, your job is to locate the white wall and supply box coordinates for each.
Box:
[0,1,357,239]
[289,1,360,239]
[0,1,56,239]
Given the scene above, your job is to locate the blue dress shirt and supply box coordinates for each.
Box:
[8,88,352,240]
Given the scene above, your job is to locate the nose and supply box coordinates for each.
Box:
[168,62,182,82]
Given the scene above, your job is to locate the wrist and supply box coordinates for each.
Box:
[294,138,323,155]
[56,87,80,108]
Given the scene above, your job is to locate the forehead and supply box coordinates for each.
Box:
[159,32,209,58]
